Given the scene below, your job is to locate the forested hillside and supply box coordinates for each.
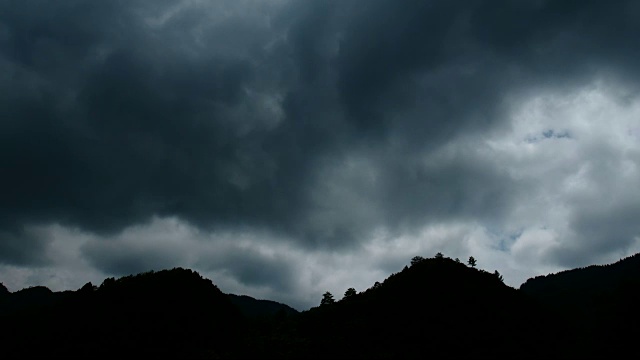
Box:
[2,254,639,358]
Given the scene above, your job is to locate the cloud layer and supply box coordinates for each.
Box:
[2,0,640,309]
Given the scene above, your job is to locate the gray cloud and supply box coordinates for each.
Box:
[2,0,640,307]
[197,247,296,293]
[0,227,49,266]
[560,203,640,266]
[82,238,183,277]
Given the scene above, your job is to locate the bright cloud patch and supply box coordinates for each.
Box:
[487,80,640,267]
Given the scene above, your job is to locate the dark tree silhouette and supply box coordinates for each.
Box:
[343,288,357,300]
[411,256,425,266]
[455,258,461,263]
[321,291,335,306]
[468,256,477,268]
[0,282,9,297]
[435,252,444,260]
[494,270,504,282]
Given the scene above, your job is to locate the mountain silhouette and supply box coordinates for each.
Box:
[521,253,640,305]
[0,285,62,316]
[227,294,298,318]
[0,282,9,297]
[1,254,639,358]
[288,257,548,359]
[520,253,640,356]
[0,268,243,358]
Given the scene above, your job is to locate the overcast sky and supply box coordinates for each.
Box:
[2,0,640,310]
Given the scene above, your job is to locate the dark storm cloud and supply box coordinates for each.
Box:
[0,227,49,266]
[82,239,181,277]
[336,0,468,135]
[470,0,640,77]
[197,247,296,293]
[376,153,516,229]
[0,0,294,261]
[2,0,640,277]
